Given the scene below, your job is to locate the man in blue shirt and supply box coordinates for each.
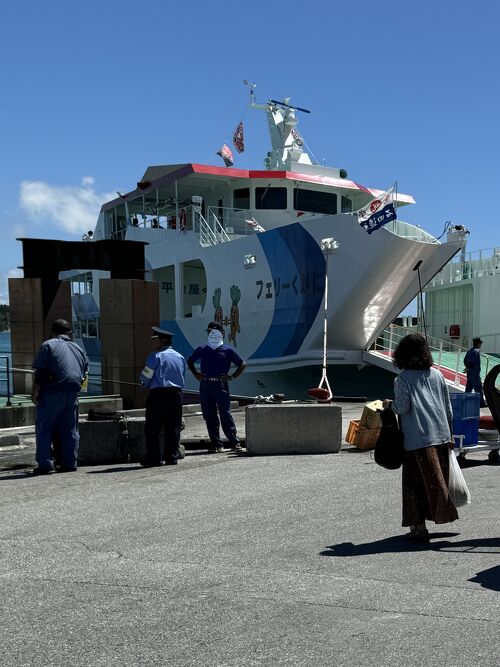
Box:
[140,326,187,466]
[187,321,247,452]
[31,319,89,475]
[464,337,486,407]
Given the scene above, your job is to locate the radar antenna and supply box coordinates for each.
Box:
[243,79,257,104]
[243,81,314,169]
[269,99,311,114]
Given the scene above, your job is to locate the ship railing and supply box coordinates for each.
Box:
[370,323,498,386]
[193,208,230,247]
[428,247,500,287]
[110,205,196,239]
[207,206,269,236]
[385,220,440,244]
[0,355,13,406]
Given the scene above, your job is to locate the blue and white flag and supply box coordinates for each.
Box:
[357,185,397,234]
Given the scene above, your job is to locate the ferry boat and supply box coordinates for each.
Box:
[69,86,467,397]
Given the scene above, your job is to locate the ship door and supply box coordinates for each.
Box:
[152,265,176,320]
[181,259,207,318]
[218,198,224,226]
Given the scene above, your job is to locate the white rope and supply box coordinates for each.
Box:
[316,254,332,400]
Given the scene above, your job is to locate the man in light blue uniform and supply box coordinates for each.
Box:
[140,327,186,466]
[31,319,89,475]
[187,321,246,452]
[464,337,486,407]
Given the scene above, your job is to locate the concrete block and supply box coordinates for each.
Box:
[77,407,214,465]
[0,405,37,429]
[0,396,124,429]
[245,403,342,455]
[0,434,21,448]
[79,396,124,417]
[78,418,145,465]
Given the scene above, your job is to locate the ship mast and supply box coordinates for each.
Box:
[243,81,313,170]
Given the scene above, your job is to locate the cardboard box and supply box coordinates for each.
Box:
[345,419,381,450]
[359,400,383,430]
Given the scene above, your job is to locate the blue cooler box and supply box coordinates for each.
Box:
[451,393,480,447]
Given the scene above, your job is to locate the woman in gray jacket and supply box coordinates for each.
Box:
[388,333,458,542]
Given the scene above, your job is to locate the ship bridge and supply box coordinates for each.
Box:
[95,161,429,247]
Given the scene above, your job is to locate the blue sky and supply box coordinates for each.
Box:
[1,0,499,309]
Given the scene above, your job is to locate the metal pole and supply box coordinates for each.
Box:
[323,253,329,375]
[413,260,427,340]
[175,180,179,229]
[0,356,12,406]
[6,357,12,406]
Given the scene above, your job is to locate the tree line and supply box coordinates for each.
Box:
[0,305,10,331]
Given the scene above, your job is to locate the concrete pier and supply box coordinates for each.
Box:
[0,402,499,666]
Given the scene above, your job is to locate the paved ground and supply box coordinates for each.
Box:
[0,403,499,666]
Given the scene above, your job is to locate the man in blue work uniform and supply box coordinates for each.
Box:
[140,326,186,467]
[187,321,247,452]
[464,337,486,407]
[31,319,89,475]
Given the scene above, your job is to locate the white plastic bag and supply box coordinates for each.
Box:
[448,450,471,508]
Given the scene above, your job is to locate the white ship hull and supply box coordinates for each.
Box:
[117,214,461,396]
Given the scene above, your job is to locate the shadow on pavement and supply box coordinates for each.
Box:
[458,457,499,468]
[86,465,143,474]
[320,534,500,556]
[0,472,33,481]
[469,565,500,591]
[84,451,242,473]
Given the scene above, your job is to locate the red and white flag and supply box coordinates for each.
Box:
[291,128,303,147]
[233,122,245,153]
[217,143,234,167]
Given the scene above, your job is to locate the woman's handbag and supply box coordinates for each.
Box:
[374,407,405,470]
[448,450,471,507]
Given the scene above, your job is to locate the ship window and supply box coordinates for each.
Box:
[233,188,250,209]
[341,195,352,213]
[255,187,287,209]
[293,188,338,214]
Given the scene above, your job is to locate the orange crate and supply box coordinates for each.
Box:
[346,419,361,444]
[345,419,381,450]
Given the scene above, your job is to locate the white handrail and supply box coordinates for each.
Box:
[371,323,498,381]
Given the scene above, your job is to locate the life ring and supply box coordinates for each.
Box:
[179,208,187,231]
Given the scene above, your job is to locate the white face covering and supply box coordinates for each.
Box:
[207,330,223,349]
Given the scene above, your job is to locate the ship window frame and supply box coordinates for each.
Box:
[233,187,250,210]
[293,188,338,215]
[255,187,288,210]
[341,195,353,213]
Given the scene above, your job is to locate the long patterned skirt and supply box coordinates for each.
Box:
[402,443,459,527]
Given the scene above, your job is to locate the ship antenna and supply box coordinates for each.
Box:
[243,79,258,106]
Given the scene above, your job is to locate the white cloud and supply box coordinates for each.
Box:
[0,269,23,305]
[19,178,116,235]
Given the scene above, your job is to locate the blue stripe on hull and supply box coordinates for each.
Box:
[250,225,325,359]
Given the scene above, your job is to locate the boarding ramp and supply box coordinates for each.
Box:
[363,324,499,391]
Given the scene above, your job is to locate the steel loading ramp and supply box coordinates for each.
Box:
[363,324,499,393]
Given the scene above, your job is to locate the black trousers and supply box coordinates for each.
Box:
[144,388,183,463]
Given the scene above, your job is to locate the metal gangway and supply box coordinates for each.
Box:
[363,324,500,390]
